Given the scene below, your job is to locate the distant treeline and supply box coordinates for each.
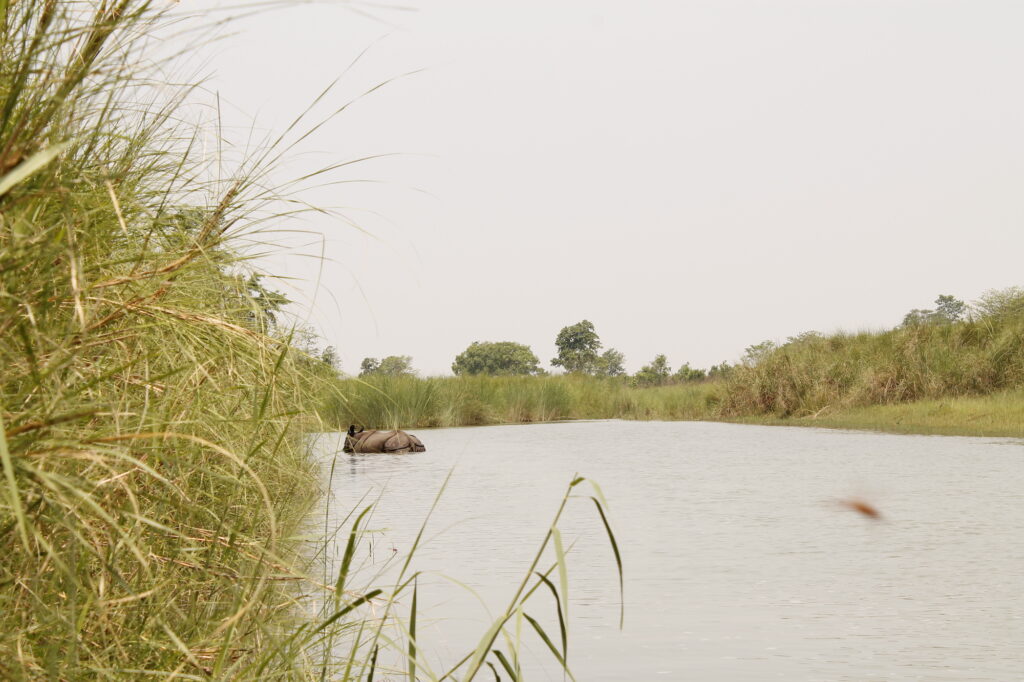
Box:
[357,319,729,387]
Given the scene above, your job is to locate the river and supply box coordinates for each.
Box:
[315,420,1024,681]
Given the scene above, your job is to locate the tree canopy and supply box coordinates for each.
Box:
[633,354,671,387]
[359,355,415,377]
[973,287,1024,320]
[785,330,823,345]
[673,362,706,383]
[742,340,777,366]
[551,320,602,374]
[708,361,734,379]
[934,295,967,322]
[902,294,967,327]
[320,346,339,370]
[594,348,626,377]
[452,341,543,376]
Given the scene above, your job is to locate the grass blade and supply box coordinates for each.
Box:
[310,589,383,637]
[0,412,29,550]
[522,612,574,681]
[408,577,418,682]
[336,504,373,600]
[367,645,379,682]
[591,497,624,628]
[462,614,512,681]
[0,141,69,197]
[492,650,517,681]
[551,526,569,655]
[532,571,567,665]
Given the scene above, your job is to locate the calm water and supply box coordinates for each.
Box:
[315,421,1024,681]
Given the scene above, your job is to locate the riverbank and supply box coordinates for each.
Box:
[325,374,1024,438]
[736,388,1024,438]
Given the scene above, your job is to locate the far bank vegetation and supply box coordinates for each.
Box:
[328,291,1024,434]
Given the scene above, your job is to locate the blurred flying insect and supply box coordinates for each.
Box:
[838,497,882,520]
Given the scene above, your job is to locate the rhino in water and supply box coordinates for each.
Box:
[343,425,426,454]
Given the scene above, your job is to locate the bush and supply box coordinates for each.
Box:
[452,341,543,375]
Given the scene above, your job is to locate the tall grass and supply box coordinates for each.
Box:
[324,375,719,429]
[0,2,343,676]
[0,3,623,678]
[719,314,1024,418]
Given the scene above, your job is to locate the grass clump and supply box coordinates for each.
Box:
[0,3,340,677]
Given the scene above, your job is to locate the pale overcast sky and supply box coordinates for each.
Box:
[191,1,1024,376]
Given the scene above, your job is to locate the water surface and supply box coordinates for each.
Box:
[317,421,1024,680]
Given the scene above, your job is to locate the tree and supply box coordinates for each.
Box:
[785,330,823,345]
[742,340,776,366]
[707,361,733,379]
[901,308,934,327]
[633,354,671,387]
[377,355,415,376]
[673,362,706,382]
[551,320,602,374]
[973,287,1024,320]
[902,294,968,327]
[320,346,339,370]
[452,341,542,376]
[288,325,321,356]
[359,357,380,376]
[594,348,626,377]
[360,356,415,376]
[933,294,966,322]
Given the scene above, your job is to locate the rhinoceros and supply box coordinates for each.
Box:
[343,425,426,454]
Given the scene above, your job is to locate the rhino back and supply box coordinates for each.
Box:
[345,429,425,454]
[358,430,396,453]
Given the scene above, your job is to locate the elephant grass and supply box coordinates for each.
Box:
[324,375,719,429]
[0,3,353,676]
[717,316,1024,422]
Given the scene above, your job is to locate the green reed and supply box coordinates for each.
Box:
[324,375,719,429]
